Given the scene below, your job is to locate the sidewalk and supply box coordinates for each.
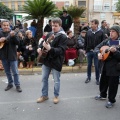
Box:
[0,63,95,76]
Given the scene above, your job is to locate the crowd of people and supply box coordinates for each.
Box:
[0,10,120,108]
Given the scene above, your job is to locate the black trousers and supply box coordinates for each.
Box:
[100,71,119,103]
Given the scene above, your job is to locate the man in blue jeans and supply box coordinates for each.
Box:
[84,19,105,85]
[0,20,22,92]
[37,18,67,104]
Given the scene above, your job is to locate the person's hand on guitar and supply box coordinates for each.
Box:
[98,53,103,60]
[0,37,6,42]
[43,41,51,51]
[109,46,116,53]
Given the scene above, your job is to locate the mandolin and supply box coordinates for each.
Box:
[0,34,11,49]
[0,36,8,49]
[100,45,120,61]
[37,34,54,63]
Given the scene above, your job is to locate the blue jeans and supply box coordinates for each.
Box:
[86,51,99,81]
[41,65,60,97]
[1,59,20,86]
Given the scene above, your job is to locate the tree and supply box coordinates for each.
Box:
[23,0,57,41]
[116,0,120,12]
[0,3,14,20]
[67,5,86,37]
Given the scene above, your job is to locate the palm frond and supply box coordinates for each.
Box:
[67,5,86,18]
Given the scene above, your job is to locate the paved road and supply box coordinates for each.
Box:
[0,73,120,120]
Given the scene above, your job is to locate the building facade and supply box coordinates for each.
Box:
[88,0,119,26]
[0,0,119,25]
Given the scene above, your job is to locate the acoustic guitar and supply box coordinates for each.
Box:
[37,34,54,63]
[100,45,119,61]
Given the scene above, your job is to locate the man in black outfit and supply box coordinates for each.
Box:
[44,19,52,32]
[60,10,72,32]
[84,19,105,85]
[94,25,120,108]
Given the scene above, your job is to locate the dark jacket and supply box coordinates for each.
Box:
[0,31,19,60]
[60,14,72,31]
[94,38,120,76]
[77,35,85,49]
[39,31,67,72]
[84,28,105,52]
[66,36,77,49]
[23,37,37,55]
[101,26,110,38]
[44,24,52,32]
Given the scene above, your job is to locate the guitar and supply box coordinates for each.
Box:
[100,45,120,61]
[37,34,54,63]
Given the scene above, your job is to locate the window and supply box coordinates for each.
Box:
[112,0,118,11]
[11,2,15,10]
[103,2,110,11]
[18,1,22,10]
[64,1,69,8]
[94,0,102,10]
[78,1,86,7]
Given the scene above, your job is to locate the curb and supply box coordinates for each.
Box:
[0,64,95,76]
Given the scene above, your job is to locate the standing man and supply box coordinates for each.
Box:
[94,25,120,108]
[37,18,67,104]
[0,20,22,92]
[84,19,105,85]
[101,20,110,38]
[60,10,72,32]
[44,19,52,32]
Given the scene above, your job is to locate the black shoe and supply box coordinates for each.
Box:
[85,78,91,83]
[16,86,22,92]
[96,81,99,85]
[95,95,106,100]
[5,84,13,91]
[105,101,113,108]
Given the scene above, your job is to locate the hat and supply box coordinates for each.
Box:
[110,25,120,36]
[81,30,87,33]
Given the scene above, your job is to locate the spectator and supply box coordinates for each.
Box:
[44,20,52,32]
[77,30,86,68]
[28,22,37,37]
[84,19,105,85]
[16,20,23,29]
[101,20,110,38]
[60,10,72,32]
[23,30,37,68]
[65,30,77,64]
[20,22,28,35]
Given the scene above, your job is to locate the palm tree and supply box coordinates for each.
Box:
[67,5,86,37]
[23,0,57,41]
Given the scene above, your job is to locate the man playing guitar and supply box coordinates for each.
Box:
[0,20,22,92]
[94,25,120,108]
[37,18,67,104]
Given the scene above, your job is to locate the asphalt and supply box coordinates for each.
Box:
[0,73,120,120]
